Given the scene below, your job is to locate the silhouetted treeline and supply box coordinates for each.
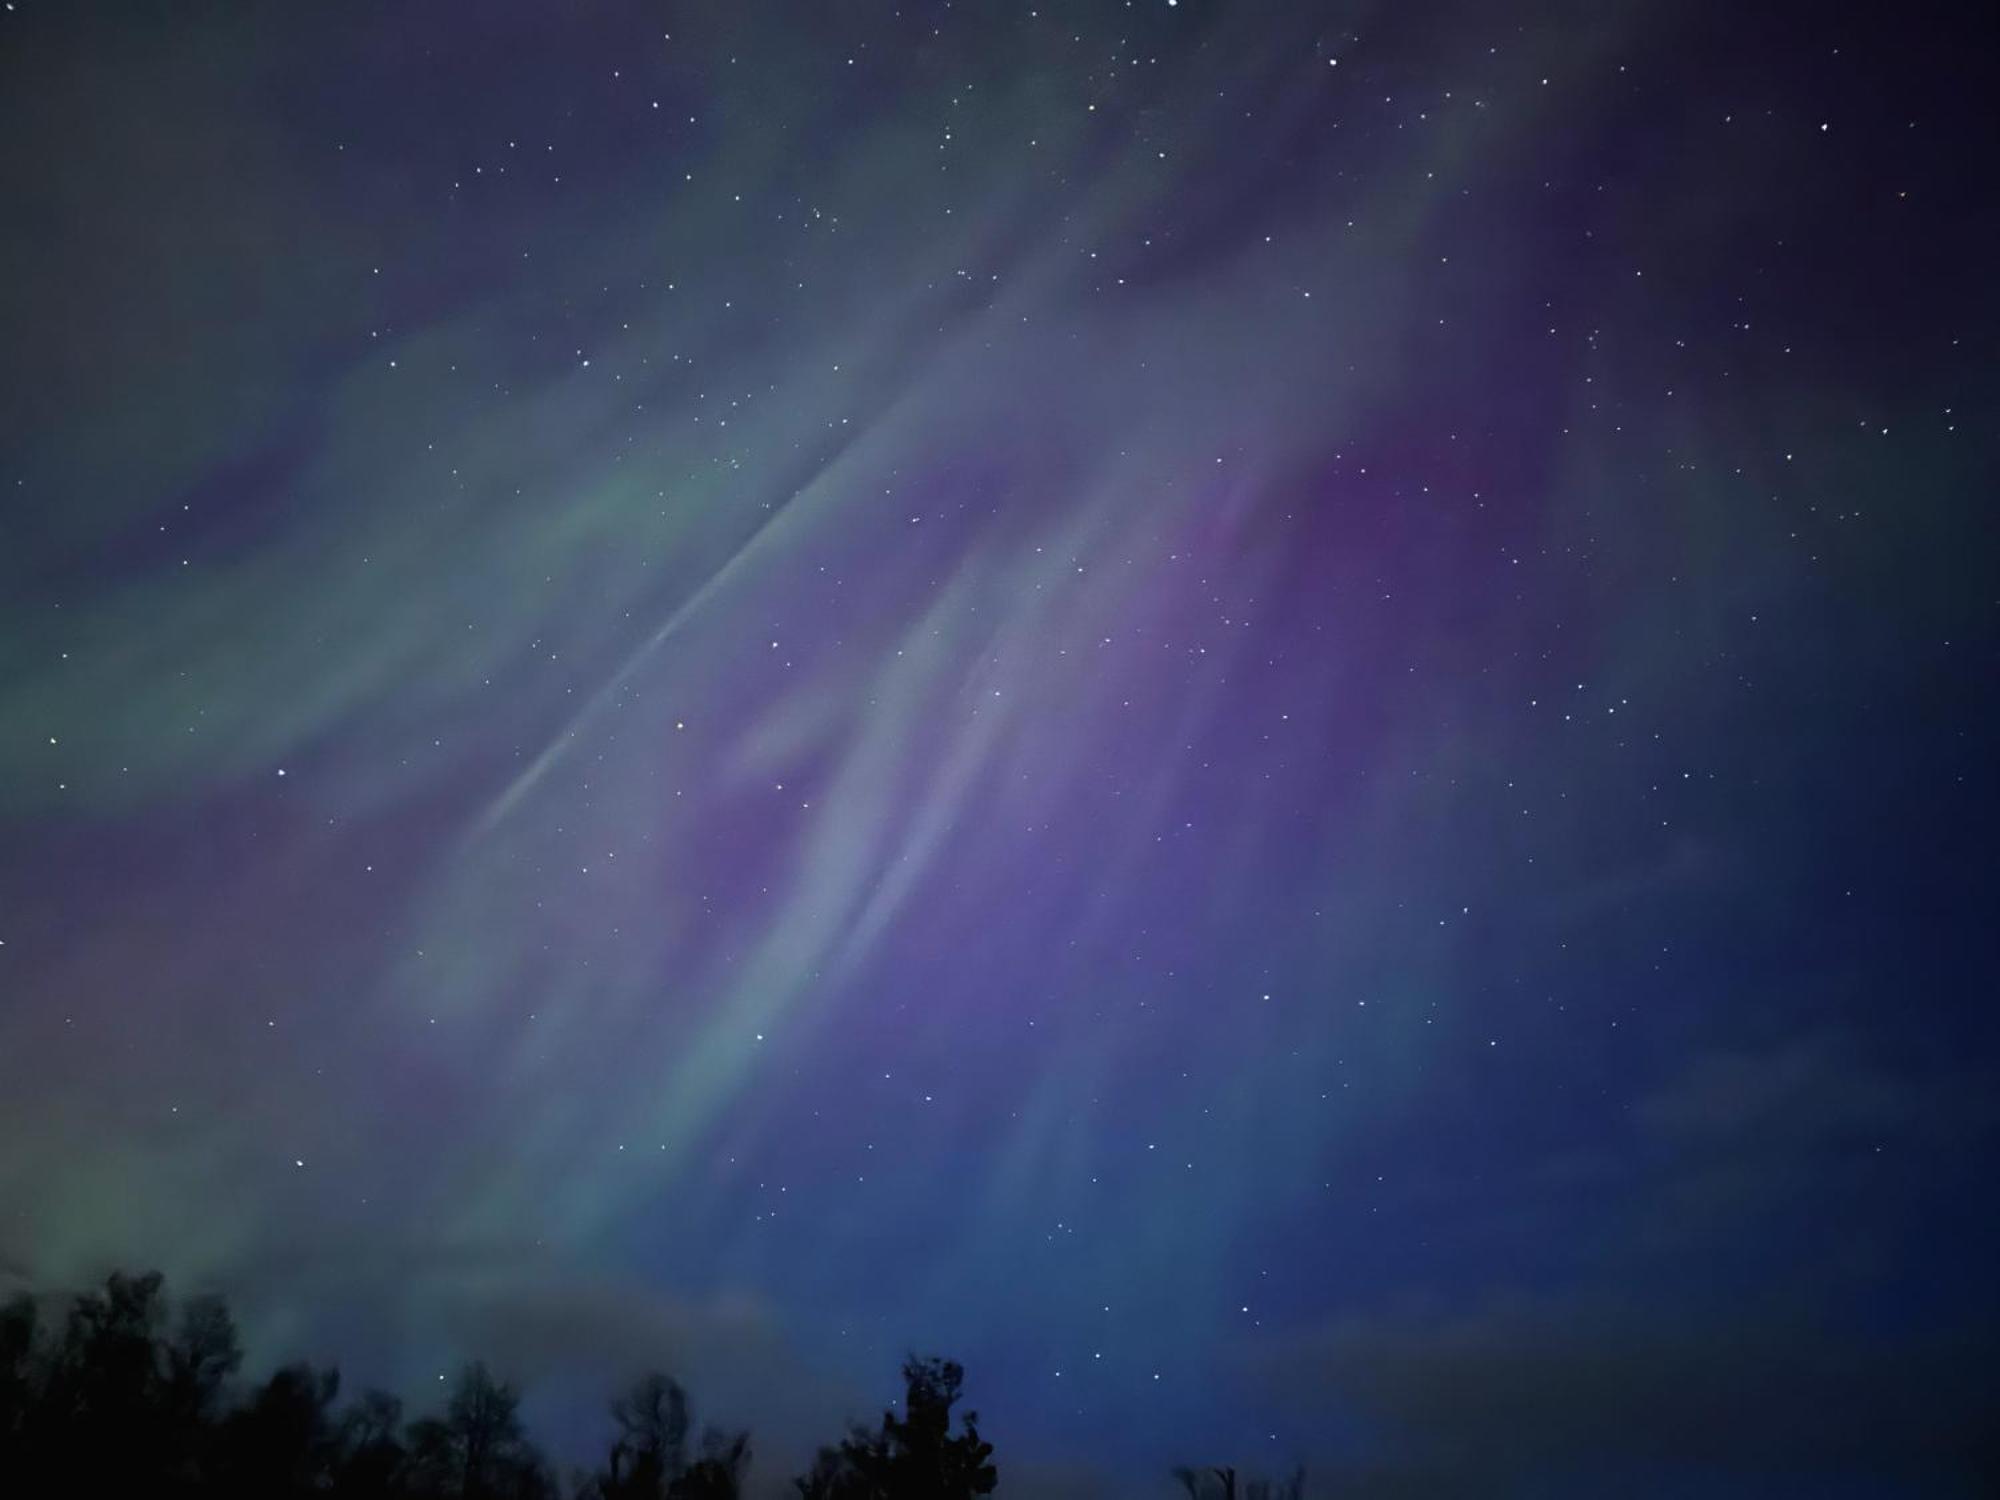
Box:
[2,1270,1302,1498]
[0,1271,563,1500]
[0,1271,1006,1500]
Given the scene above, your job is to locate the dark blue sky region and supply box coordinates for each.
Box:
[2,2,1997,1494]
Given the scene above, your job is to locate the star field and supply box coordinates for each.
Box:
[2,2,1997,1494]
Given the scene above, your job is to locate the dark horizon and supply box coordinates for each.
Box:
[3,0,1997,1494]
[2,1267,1004,1499]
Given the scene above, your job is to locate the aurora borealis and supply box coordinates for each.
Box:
[3,0,1998,1493]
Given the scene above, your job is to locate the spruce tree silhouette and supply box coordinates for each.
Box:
[794,1356,995,1499]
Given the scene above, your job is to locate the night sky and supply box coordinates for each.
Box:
[3,1,1998,1494]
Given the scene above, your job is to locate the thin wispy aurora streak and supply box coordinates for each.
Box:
[2,1,1996,1494]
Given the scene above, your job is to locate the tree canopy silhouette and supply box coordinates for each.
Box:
[0,1272,1321,1498]
[793,1355,996,1499]
[0,1271,1031,1500]
[0,1272,561,1500]
[586,1370,749,1500]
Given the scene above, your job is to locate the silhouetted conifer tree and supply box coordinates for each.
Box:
[794,1356,995,1499]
